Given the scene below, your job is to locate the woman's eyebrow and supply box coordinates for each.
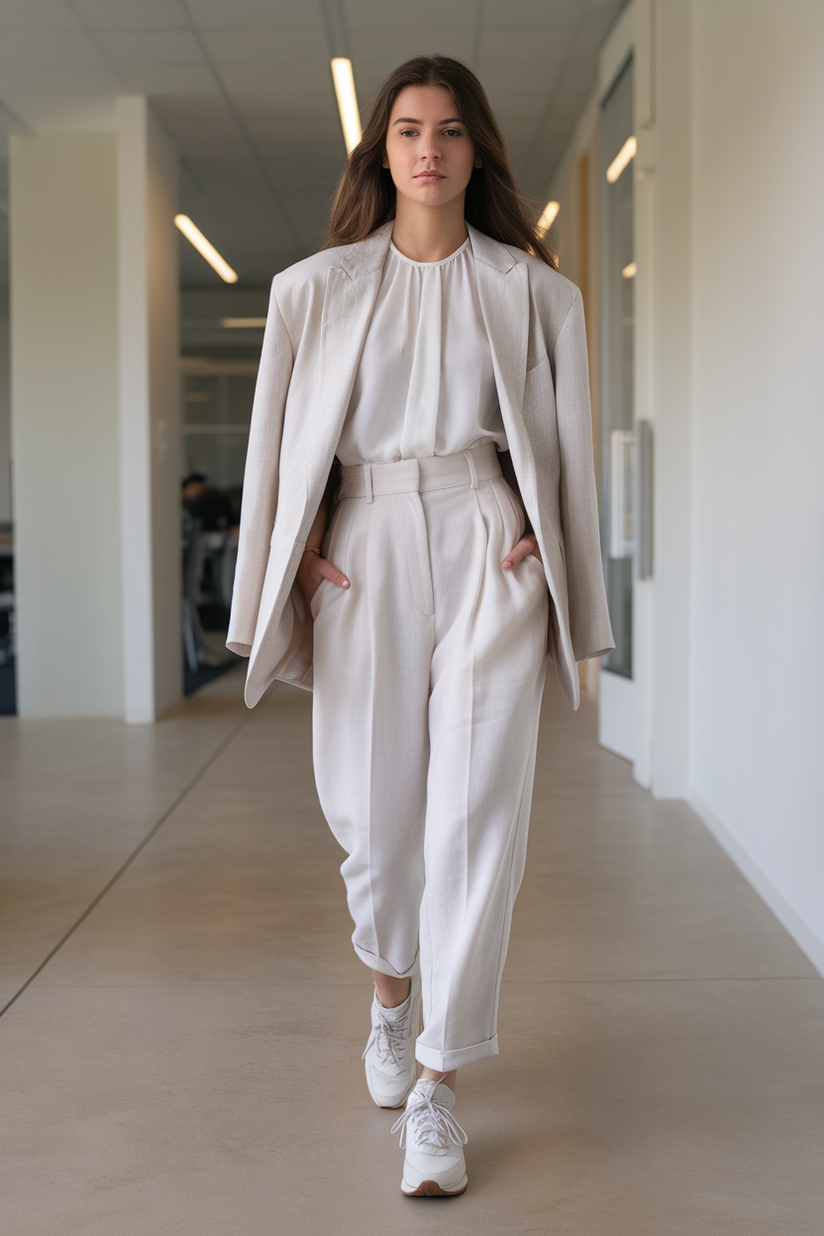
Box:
[392,117,464,125]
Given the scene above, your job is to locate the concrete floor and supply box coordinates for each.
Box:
[1,667,822,1234]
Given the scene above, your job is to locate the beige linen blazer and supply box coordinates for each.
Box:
[227,221,614,710]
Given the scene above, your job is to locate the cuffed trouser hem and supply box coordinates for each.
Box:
[415,1034,499,1072]
[353,941,419,981]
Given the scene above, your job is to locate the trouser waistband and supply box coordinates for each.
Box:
[338,442,502,502]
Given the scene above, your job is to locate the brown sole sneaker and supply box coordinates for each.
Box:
[402,1176,468,1197]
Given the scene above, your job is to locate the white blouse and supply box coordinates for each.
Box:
[336,237,507,466]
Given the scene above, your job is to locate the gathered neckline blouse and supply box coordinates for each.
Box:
[336,236,507,466]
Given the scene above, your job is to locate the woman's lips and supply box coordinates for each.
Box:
[415,172,445,181]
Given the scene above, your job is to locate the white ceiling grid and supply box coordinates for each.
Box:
[0,0,626,289]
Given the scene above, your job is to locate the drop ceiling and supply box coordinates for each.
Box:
[0,0,626,291]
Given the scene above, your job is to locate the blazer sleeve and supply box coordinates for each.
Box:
[552,289,615,661]
[226,287,294,656]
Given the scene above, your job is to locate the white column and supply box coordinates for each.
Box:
[11,132,123,716]
[117,97,180,723]
[9,100,180,719]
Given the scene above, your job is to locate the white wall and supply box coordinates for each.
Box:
[10,133,124,716]
[688,0,824,969]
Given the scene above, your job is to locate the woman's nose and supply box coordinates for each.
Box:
[418,131,442,160]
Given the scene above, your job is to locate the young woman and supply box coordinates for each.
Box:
[227,55,613,1197]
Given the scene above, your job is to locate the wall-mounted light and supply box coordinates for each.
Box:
[222,318,267,328]
[174,214,238,283]
[622,261,637,279]
[606,136,637,184]
[536,201,560,239]
[331,58,362,154]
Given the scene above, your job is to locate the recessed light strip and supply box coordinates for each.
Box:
[606,136,637,184]
[174,214,238,284]
[331,58,362,155]
[536,201,560,239]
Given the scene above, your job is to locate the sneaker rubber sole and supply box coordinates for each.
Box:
[401,1174,468,1197]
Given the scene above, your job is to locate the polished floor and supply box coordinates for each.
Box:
[1,668,823,1234]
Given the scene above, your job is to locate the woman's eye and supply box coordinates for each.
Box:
[399,129,418,137]
[444,129,463,137]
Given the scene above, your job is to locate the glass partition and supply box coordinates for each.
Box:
[600,56,635,678]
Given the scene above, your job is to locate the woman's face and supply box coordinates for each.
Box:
[383,85,481,212]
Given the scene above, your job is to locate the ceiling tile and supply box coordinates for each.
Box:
[478,59,564,94]
[0,62,119,94]
[94,30,206,65]
[153,93,233,121]
[201,27,326,65]
[223,74,334,114]
[344,0,477,28]
[0,0,79,31]
[71,0,188,30]
[0,89,116,132]
[177,137,252,162]
[0,30,101,64]
[483,0,581,29]
[184,0,321,30]
[116,64,217,94]
[479,27,572,65]
[350,29,476,70]
[218,63,332,96]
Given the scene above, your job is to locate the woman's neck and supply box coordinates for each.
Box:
[391,198,468,264]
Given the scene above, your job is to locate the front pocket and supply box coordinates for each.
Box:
[309,577,331,620]
[490,476,527,544]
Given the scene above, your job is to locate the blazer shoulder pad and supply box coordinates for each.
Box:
[267,247,346,336]
[270,247,342,296]
[518,253,580,320]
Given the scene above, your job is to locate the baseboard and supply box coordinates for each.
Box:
[688,789,824,978]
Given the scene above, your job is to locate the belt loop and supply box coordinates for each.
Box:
[463,448,479,489]
[363,463,374,504]
[412,458,421,492]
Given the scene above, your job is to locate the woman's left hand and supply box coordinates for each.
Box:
[502,534,543,571]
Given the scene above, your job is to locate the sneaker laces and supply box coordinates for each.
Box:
[390,1080,468,1150]
[362,1000,412,1069]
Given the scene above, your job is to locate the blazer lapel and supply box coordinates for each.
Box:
[315,223,393,451]
[468,225,530,455]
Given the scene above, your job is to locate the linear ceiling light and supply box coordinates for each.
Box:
[222,317,267,328]
[331,58,362,154]
[536,200,560,239]
[174,214,238,283]
[606,136,637,184]
[622,261,637,279]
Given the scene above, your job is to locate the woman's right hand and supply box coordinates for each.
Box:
[296,549,350,604]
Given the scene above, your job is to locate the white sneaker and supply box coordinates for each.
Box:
[362,975,421,1108]
[391,1079,468,1197]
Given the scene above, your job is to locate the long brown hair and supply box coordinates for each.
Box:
[326,55,557,268]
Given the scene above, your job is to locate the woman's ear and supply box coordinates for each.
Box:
[382,150,389,169]
[474,156,483,168]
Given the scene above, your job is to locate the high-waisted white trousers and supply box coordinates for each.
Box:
[311,442,549,1071]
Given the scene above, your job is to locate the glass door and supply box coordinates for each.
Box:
[599,55,637,759]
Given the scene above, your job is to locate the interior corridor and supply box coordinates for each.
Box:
[2,669,823,1235]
